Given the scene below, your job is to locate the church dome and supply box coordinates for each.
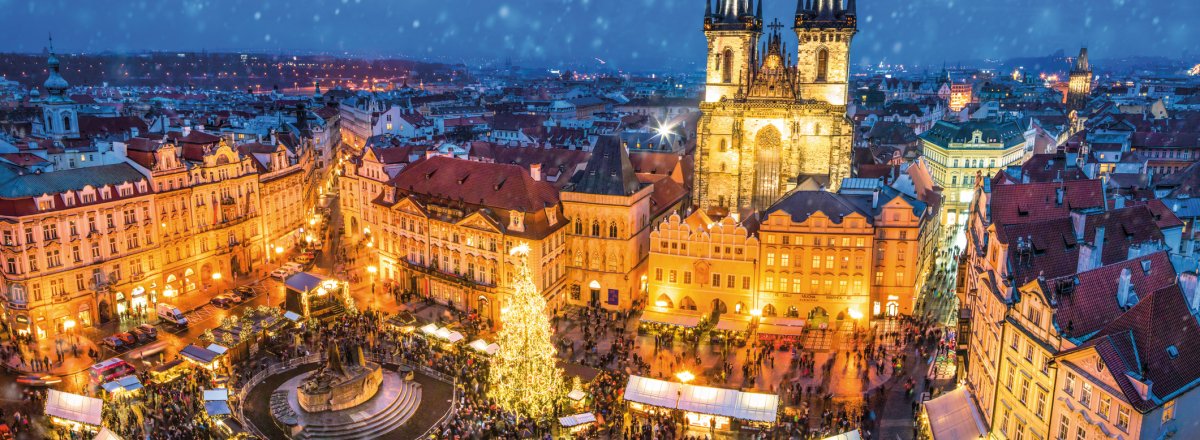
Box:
[43,53,70,97]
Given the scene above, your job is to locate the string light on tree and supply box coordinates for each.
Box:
[486,243,565,420]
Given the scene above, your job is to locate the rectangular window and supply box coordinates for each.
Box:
[792,278,801,293]
[1006,365,1016,390]
[668,270,677,283]
[1075,427,1085,440]
[812,255,821,268]
[875,271,883,285]
[1036,390,1047,418]
[1080,383,1092,407]
[780,254,789,267]
[764,277,774,290]
[1000,408,1010,435]
[683,271,692,284]
[825,255,834,269]
[712,273,721,287]
[1163,400,1175,423]
[1098,395,1110,419]
[766,253,775,266]
[1057,415,1069,440]
[1019,378,1030,403]
[742,277,750,290]
[655,268,662,281]
[856,237,865,247]
[1117,406,1130,430]
[1065,372,1076,396]
[727,275,735,288]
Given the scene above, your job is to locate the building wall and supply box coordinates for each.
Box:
[561,187,656,311]
[921,139,1025,225]
[647,213,759,316]
[794,27,854,107]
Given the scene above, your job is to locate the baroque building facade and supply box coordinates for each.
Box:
[696,0,857,214]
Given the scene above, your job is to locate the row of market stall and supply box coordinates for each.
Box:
[638,307,809,343]
[622,375,780,432]
[44,385,233,438]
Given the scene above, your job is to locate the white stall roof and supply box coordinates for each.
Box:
[623,375,778,423]
[445,331,465,343]
[45,389,103,426]
[714,318,749,332]
[283,311,302,322]
[203,389,229,402]
[822,430,863,440]
[639,310,702,328]
[93,427,124,440]
[567,389,587,401]
[419,323,439,335]
[469,339,499,355]
[923,387,987,440]
[206,344,229,355]
[558,412,597,427]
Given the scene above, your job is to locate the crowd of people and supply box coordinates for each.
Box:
[102,366,221,440]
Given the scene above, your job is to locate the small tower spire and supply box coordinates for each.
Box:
[705,0,712,18]
[848,0,857,15]
[756,0,763,20]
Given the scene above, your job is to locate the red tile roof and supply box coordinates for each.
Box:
[989,180,1105,226]
[1052,252,1175,341]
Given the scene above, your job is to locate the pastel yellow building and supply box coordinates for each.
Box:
[919,119,1027,226]
[647,211,759,318]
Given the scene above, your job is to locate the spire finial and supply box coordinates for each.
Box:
[48,32,54,53]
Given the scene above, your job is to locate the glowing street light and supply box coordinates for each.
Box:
[675,371,695,384]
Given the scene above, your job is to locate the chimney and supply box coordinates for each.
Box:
[530,163,542,181]
[1117,267,1132,308]
[872,188,881,209]
[1056,186,1064,205]
[1093,226,1106,265]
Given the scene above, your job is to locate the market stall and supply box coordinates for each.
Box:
[93,427,123,440]
[101,375,144,395]
[203,388,232,417]
[920,387,987,440]
[180,344,223,370]
[44,390,103,433]
[756,317,807,347]
[468,339,499,356]
[623,375,778,432]
[558,412,597,436]
[822,429,863,440]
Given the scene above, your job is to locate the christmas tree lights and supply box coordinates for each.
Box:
[487,243,565,420]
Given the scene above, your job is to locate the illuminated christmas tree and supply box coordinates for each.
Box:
[487,243,564,420]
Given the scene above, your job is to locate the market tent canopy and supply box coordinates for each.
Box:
[419,323,439,335]
[206,344,229,355]
[469,339,499,355]
[180,344,220,365]
[567,389,587,401]
[624,375,778,423]
[822,430,863,440]
[204,388,231,416]
[93,427,124,440]
[45,390,103,426]
[923,387,987,440]
[284,272,329,292]
[101,375,143,394]
[558,412,597,427]
[283,311,302,322]
[639,309,702,328]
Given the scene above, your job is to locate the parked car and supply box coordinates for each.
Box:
[101,336,127,351]
[231,286,256,301]
[134,324,158,340]
[226,292,245,304]
[271,268,291,280]
[129,326,156,343]
[115,332,138,346]
[210,295,234,309]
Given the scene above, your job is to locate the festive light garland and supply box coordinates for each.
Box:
[486,243,565,420]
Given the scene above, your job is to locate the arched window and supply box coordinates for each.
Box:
[722,49,734,83]
[608,222,618,238]
[591,220,600,236]
[816,48,829,82]
[574,219,582,235]
[63,114,72,132]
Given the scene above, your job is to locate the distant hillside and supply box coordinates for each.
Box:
[0,52,467,89]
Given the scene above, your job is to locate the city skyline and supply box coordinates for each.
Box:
[1,0,1197,70]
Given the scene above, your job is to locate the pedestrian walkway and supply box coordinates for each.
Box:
[1,334,100,377]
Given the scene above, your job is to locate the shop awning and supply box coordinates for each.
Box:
[923,387,987,440]
[714,316,751,332]
[624,375,778,423]
[757,323,806,336]
[45,390,103,426]
[558,412,596,427]
[101,375,143,394]
[822,430,862,440]
[639,310,702,328]
[180,344,220,365]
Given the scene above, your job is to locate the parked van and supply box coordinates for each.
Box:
[156,303,188,326]
[89,358,135,384]
[283,262,304,274]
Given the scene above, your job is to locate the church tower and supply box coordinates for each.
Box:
[1066,47,1091,111]
[37,37,79,140]
[703,0,762,103]
[696,0,857,215]
[794,0,857,106]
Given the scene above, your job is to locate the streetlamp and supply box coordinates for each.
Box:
[674,370,695,409]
